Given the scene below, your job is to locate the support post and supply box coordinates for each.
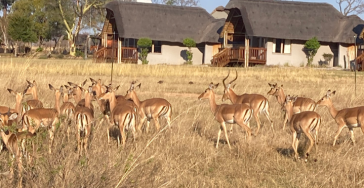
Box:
[245,37,250,68]
[354,36,357,96]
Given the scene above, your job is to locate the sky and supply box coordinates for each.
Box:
[198,0,358,17]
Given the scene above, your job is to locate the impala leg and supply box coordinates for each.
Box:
[302,129,315,161]
[333,125,345,146]
[283,112,288,130]
[9,154,15,179]
[166,115,171,129]
[153,116,161,132]
[216,127,222,149]
[262,106,274,131]
[49,119,58,154]
[253,112,261,135]
[292,132,299,160]
[349,128,355,145]
[138,117,147,133]
[77,129,81,156]
[121,126,126,149]
[221,123,231,149]
[146,120,151,133]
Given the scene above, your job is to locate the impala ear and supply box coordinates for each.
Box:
[268,83,274,88]
[232,84,236,89]
[292,96,298,103]
[114,85,120,91]
[136,83,141,90]
[332,91,336,95]
[64,85,70,89]
[26,79,32,85]
[81,79,87,87]
[213,83,219,89]
[281,85,283,88]
[7,89,16,95]
[49,84,55,91]
[90,78,97,84]
[8,113,18,121]
[68,82,77,87]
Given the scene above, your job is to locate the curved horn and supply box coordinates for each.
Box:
[229,70,238,84]
[222,70,230,88]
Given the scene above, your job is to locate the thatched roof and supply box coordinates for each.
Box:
[104,1,224,43]
[225,0,364,44]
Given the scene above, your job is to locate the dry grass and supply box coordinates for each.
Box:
[1,57,364,187]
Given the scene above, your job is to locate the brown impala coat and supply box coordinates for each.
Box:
[99,86,137,148]
[283,95,321,161]
[198,83,252,149]
[22,84,61,154]
[24,80,44,110]
[125,82,172,133]
[267,83,316,129]
[222,71,273,135]
[317,90,364,146]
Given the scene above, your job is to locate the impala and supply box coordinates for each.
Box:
[267,83,316,129]
[99,85,137,147]
[199,83,253,149]
[7,88,26,123]
[90,78,110,126]
[68,79,88,104]
[0,109,35,182]
[222,71,273,135]
[60,86,76,140]
[74,86,94,157]
[283,95,321,161]
[317,90,364,146]
[22,84,61,154]
[24,80,44,111]
[125,81,172,133]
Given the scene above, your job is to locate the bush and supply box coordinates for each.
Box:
[36,47,43,52]
[137,38,152,65]
[75,50,84,58]
[38,55,48,59]
[183,38,196,65]
[304,37,320,67]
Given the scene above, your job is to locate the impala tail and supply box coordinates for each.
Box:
[244,108,253,124]
[76,113,89,138]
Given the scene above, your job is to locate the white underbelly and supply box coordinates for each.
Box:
[225,119,235,124]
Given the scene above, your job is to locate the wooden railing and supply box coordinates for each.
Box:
[211,47,267,67]
[121,47,138,63]
[93,46,138,63]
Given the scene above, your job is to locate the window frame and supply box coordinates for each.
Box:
[272,39,291,54]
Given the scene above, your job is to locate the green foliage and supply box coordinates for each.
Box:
[137,38,152,65]
[183,38,196,48]
[36,47,43,52]
[75,50,84,58]
[183,38,196,65]
[56,54,64,59]
[8,13,37,43]
[304,37,320,66]
[38,55,48,59]
[137,38,152,48]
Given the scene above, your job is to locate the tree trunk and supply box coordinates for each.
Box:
[14,42,18,57]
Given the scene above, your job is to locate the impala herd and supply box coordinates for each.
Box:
[0,71,363,184]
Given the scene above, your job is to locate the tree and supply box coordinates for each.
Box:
[0,0,16,53]
[183,38,196,65]
[304,37,321,67]
[152,0,199,6]
[337,0,364,16]
[137,38,152,64]
[57,0,109,56]
[8,13,37,56]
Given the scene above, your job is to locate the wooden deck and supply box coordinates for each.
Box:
[93,46,138,63]
[211,47,267,67]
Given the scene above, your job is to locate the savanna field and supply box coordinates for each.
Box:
[1,57,364,187]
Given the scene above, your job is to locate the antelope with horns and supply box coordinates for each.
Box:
[199,83,253,149]
[125,81,172,133]
[222,71,273,135]
[267,83,317,130]
[283,95,321,161]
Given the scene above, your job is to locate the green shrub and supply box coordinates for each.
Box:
[304,37,320,67]
[137,38,152,65]
[36,47,43,52]
[56,54,64,59]
[38,55,48,59]
[75,50,84,58]
[183,38,196,65]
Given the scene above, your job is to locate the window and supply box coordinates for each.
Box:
[149,41,162,53]
[122,38,137,48]
[273,39,291,54]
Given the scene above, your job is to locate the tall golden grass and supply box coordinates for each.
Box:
[0,57,364,187]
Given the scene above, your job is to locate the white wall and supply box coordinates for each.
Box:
[138,42,205,65]
[266,38,340,67]
[204,44,214,65]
